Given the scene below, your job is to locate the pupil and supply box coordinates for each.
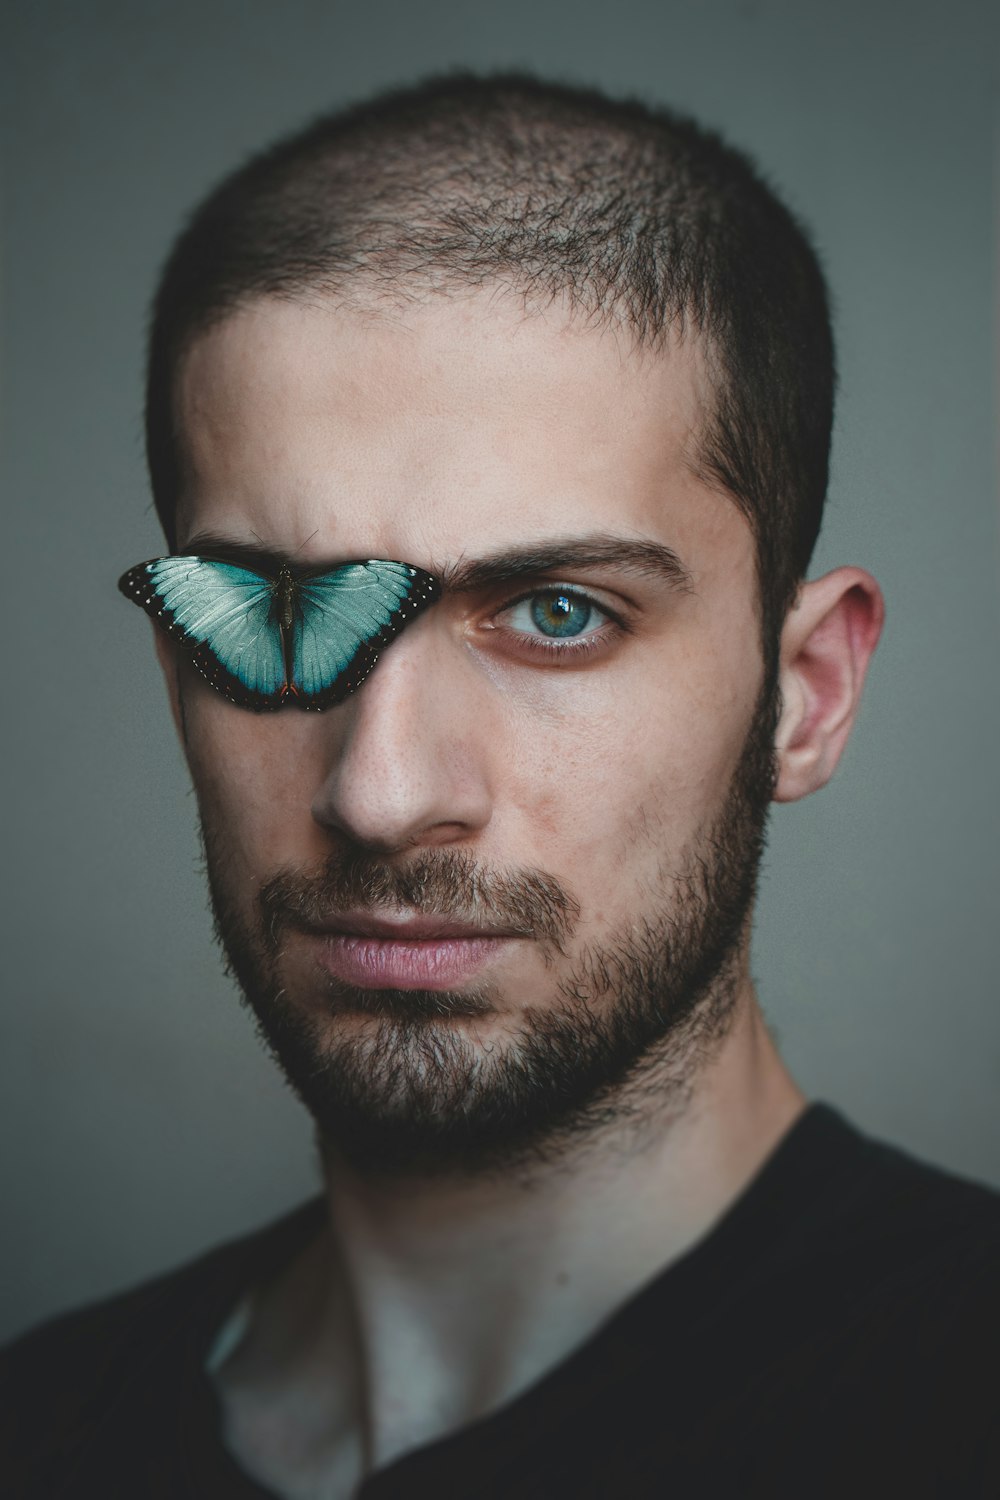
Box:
[531,592,590,637]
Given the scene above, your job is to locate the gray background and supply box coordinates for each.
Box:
[2,0,997,1344]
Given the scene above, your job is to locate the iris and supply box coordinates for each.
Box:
[531,592,592,637]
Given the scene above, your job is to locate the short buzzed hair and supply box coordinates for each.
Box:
[146,72,834,658]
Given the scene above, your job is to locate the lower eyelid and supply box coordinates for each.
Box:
[496,626,619,665]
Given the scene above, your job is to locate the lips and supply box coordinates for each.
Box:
[314,911,522,941]
[300,910,524,990]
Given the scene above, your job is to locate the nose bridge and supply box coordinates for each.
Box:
[311,618,491,850]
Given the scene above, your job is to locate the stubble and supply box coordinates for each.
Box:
[199,675,779,1181]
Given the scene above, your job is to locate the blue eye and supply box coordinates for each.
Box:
[504,589,607,640]
[530,592,594,637]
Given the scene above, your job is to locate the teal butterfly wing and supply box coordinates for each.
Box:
[118,557,288,709]
[119,555,441,710]
[289,561,441,709]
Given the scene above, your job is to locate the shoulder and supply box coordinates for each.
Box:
[597,1110,1000,1496]
[794,1104,1000,1269]
[750,1104,1000,1349]
[728,1108,1000,1491]
[3,1233,227,1392]
[0,1197,325,1486]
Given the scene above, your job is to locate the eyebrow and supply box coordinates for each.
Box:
[440,535,694,595]
[178,532,295,572]
[178,529,693,594]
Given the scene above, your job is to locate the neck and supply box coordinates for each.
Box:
[213,982,804,1489]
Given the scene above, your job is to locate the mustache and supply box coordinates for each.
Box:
[258,847,580,953]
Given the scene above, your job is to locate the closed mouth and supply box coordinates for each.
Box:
[301,910,527,942]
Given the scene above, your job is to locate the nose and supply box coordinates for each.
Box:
[311,619,494,853]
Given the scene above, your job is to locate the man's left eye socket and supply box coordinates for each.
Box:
[117,554,441,710]
[509,591,606,639]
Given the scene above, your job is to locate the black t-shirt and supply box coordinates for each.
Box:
[3,1104,999,1498]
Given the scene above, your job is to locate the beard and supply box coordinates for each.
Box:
[199,674,779,1181]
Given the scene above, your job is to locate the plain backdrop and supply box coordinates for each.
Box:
[2,0,997,1343]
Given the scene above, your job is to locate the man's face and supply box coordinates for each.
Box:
[165,290,773,1178]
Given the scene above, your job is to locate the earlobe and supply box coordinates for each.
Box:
[772,567,884,804]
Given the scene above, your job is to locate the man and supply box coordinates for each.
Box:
[4,73,998,1498]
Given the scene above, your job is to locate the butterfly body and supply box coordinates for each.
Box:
[119,554,440,711]
[272,565,298,638]
[267,564,299,694]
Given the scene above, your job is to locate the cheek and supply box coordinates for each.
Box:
[494,653,758,922]
[180,681,330,877]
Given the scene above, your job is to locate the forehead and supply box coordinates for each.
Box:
[174,290,745,572]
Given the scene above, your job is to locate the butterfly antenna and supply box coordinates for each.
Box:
[249,528,320,562]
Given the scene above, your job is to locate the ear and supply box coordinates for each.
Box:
[773,567,884,803]
[153,623,187,746]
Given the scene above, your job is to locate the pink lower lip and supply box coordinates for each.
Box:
[315,933,515,990]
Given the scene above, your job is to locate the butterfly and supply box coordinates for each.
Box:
[118,554,441,711]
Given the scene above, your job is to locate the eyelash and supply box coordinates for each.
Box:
[488,586,629,662]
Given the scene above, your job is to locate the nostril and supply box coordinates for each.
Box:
[311,741,493,853]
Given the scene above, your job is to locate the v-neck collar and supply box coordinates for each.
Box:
[186,1103,861,1497]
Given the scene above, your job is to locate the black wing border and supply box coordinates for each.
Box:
[291,565,442,711]
[117,558,285,712]
[118,558,442,713]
